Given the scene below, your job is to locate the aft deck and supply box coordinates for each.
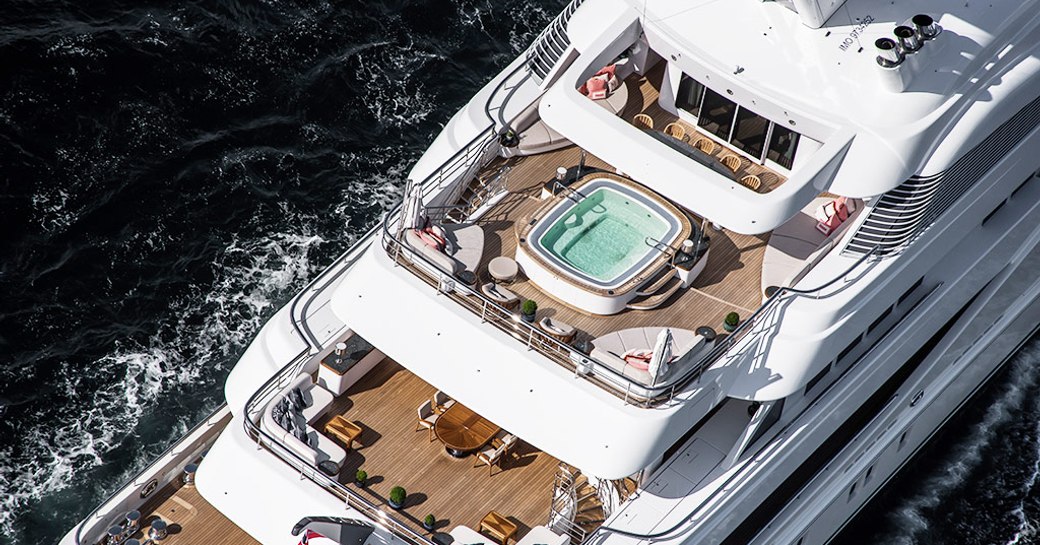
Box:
[315,357,560,540]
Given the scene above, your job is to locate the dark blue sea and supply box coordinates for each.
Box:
[1,1,1038,544]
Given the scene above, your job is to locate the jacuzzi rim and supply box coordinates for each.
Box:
[525,177,684,291]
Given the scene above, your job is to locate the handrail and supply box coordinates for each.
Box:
[643,235,675,258]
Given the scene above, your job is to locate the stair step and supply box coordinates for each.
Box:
[635,266,676,296]
[626,276,683,311]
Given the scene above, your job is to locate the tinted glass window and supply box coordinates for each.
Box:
[732,107,769,159]
[676,75,705,116]
[767,124,800,169]
[698,89,736,140]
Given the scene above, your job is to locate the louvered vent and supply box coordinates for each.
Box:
[526,0,585,82]
[844,93,1040,257]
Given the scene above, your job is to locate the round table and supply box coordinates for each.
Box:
[434,403,500,458]
[488,256,519,283]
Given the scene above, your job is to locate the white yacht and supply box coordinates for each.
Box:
[62,1,1040,544]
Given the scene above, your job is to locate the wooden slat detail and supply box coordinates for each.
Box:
[316,359,560,540]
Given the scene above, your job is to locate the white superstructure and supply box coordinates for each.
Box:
[63,1,1040,545]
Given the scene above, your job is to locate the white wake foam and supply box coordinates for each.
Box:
[0,230,326,541]
[875,342,1040,545]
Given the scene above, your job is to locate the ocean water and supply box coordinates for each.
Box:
[0,1,1038,544]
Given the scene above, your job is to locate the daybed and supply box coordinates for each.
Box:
[404,223,485,277]
[590,327,712,387]
[260,372,345,475]
[760,197,863,299]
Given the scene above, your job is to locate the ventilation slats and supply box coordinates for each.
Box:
[844,93,1040,257]
[526,0,585,81]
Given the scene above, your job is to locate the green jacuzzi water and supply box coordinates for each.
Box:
[538,187,670,283]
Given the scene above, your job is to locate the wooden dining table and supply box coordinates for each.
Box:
[434,403,500,458]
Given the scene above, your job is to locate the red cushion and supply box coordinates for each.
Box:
[623,349,653,370]
[587,76,608,100]
[595,64,617,78]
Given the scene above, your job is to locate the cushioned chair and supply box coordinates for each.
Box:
[633,113,654,130]
[663,122,686,141]
[720,154,742,172]
[739,174,762,192]
[415,400,439,441]
[475,443,507,476]
[539,316,576,343]
[433,390,455,414]
[481,282,520,310]
[694,138,716,154]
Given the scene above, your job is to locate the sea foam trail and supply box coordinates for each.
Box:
[872,342,1040,545]
[0,231,325,542]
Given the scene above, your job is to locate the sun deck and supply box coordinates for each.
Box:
[315,357,560,539]
[464,145,766,348]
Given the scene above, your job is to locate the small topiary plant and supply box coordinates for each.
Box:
[723,312,740,332]
[389,486,407,509]
[423,514,436,530]
[522,299,537,316]
[355,469,367,486]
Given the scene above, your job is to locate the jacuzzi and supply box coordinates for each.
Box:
[516,175,691,315]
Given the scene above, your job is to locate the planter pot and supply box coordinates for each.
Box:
[355,479,366,488]
[423,521,435,531]
[723,322,737,333]
[521,312,536,323]
[389,499,404,510]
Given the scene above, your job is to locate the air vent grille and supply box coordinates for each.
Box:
[844,94,1040,257]
[526,0,584,82]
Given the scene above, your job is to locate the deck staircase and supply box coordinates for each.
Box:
[549,464,637,544]
[447,163,512,222]
[627,264,683,311]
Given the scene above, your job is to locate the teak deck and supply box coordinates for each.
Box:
[467,145,768,347]
[134,480,260,545]
[316,358,559,540]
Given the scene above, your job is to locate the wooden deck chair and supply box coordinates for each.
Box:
[739,174,762,192]
[633,113,654,130]
[720,154,742,172]
[663,122,686,141]
[694,138,716,155]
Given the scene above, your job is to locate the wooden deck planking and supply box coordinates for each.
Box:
[466,142,767,343]
[132,480,260,545]
[619,63,789,193]
[316,358,559,540]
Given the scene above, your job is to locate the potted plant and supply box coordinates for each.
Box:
[355,469,367,487]
[388,486,407,510]
[521,299,537,323]
[423,514,436,531]
[723,312,740,333]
